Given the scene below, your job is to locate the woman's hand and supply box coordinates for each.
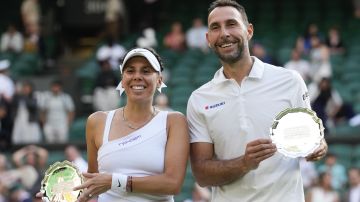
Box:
[73,172,112,202]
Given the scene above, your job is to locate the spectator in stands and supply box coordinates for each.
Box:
[65,145,88,173]
[0,60,15,103]
[309,35,332,83]
[163,21,186,52]
[187,1,327,202]
[105,0,127,40]
[302,23,323,55]
[11,80,42,144]
[0,23,24,53]
[136,27,158,49]
[305,172,340,202]
[186,17,209,53]
[96,35,127,71]
[353,0,360,18]
[154,93,173,111]
[250,42,279,66]
[11,145,48,193]
[346,167,360,202]
[40,80,75,143]
[308,77,356,129]
[284,49,311,83]
[21,0,41,53]
[0,101,12,151]
[0,178,6,202]
[318,153,347,191]
[0,60,15,151]
[8,184,32,202]
[71,47,189,201]
[93,48,120,111]
[325,26,346,55]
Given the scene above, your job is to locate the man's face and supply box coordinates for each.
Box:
[206,6,253,64]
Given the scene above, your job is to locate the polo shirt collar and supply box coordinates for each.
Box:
[212,56,265,84]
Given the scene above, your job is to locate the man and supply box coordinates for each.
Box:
[40,80,75,143]
[186,1,328,201]
[347,167,360,202]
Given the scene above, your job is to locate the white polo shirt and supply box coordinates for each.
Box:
[187,57,310,202]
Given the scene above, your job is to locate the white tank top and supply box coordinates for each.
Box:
[97,110,174,202]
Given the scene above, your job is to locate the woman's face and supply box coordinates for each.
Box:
[122,56,161,102]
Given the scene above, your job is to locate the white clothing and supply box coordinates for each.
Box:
[284,59,311,82]
[93,87,120,111]
[41,92,75,143]
[187,57,310,202]
[1,31,24,53]
[309,187,339,202]
[309,47,332,83]
[97,110,174,202]
[12,101,41,144]
[96,44,126,70]
[0,74,15,100]
[72,157,88,173]
[299,158,318,189]
[186,26,208,50]
[349,184,360,202]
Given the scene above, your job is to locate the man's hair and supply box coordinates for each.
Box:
[208,0,249,25]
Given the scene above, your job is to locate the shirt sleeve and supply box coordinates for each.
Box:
[290,71,311,109]
[186,94,213,143]
[63,94,75,112]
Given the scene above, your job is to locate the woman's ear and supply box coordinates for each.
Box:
[157,75,163,88]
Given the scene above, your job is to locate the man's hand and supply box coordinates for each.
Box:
[243,139,277,171]
[306,138,328,161]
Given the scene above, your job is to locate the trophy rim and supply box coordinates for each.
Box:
[270,107,325,158]
[41,160,84,202]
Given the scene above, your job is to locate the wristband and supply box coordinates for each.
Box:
[111,173,128,193]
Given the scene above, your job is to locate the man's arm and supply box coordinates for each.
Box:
[190,139,277,187]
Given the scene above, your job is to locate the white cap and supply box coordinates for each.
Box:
[0,60,10,71]
[96,47,111,61]
[119,48,162,73]
[116,48,166,96]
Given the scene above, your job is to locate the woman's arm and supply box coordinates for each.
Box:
[132,111,190,194]
[86,111,104,173]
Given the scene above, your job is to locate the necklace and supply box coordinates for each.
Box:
[122,106,157,130]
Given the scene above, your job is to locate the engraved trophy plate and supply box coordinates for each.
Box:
[41,160,84,202]
[270,108,325,158]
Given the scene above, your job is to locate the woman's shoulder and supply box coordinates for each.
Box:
[87,110,116,124]
[166,111,186,123]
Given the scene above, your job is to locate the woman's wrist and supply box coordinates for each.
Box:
[111,173,128,193]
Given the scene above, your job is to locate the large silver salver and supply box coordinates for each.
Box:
[270,108,325,158]
[41,160,84,202]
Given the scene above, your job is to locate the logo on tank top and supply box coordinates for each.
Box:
[118,135,141,146]
[205,101,225,110]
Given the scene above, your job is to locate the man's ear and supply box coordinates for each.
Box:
[247,23,254,40]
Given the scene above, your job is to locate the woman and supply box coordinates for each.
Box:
[74,47,189,201]
[305,172,340,202]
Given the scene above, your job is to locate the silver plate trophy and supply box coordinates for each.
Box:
[270,108,325,158]
[41,160,84,202]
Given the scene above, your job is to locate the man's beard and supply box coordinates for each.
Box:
[212,39,245,64]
